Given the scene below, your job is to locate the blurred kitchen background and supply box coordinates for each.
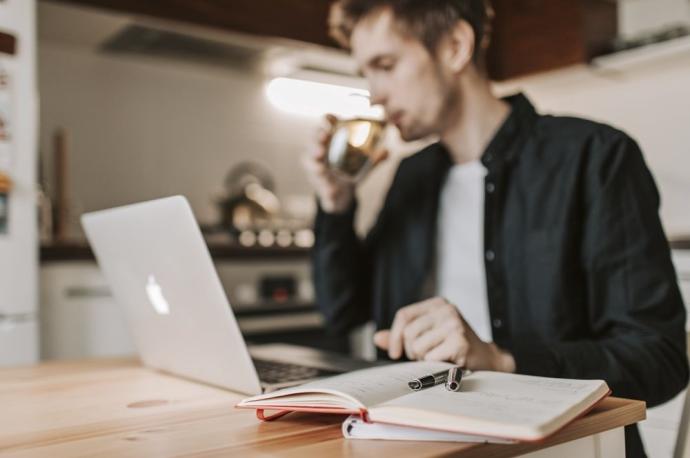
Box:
[1,0,690,456]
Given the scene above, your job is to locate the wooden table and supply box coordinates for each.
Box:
[0,359,645,458]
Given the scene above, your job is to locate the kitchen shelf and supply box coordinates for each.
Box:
[233,303,316,318]
[671,238,690,250]
[40,241,310,262]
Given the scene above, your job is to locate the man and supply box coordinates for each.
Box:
[303,1,688,456]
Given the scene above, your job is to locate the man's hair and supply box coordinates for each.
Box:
[329,0,492,64]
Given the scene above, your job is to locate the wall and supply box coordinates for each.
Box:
[39,39,421,239]
[39,43,313,233]
[618,0,690,38]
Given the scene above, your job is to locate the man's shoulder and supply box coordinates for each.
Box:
[530,113,648,190]
[534,113,634,149]
[526,113,644,175]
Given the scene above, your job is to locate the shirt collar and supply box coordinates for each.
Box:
[432,92,538,174]
[480,92,538,168]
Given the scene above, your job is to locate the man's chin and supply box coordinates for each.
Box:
[398,126,429,143]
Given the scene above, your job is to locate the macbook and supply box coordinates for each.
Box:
[82,195,363,394]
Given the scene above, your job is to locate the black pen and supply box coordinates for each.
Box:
[408,369,449,391]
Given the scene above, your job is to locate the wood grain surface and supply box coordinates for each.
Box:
[0,358,645,458]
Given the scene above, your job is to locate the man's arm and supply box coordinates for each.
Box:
[305,116,385,335]
[312,161,403,335]
[511,132,689,407]
[312,200,373,334]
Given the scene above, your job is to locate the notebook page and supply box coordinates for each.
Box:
[342,415,516,443]
[369,371,608,438]
[238,361,452,409]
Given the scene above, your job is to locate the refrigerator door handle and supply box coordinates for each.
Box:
[0,312,37,330]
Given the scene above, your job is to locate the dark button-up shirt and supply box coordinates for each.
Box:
[313,93,688,457]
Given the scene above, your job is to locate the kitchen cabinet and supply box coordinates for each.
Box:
[40,263,135,360]
[39,246,347,360]
[0,321,38,367]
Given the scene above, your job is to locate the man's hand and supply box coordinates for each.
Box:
[301,115,355,214]
[302,114,388,214]
[373,297,516,372]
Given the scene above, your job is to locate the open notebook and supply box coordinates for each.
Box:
[236,361,610,442]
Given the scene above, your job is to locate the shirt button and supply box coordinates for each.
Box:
[486,182,495,193]
[485,250,495,261]
[493,318,503,329]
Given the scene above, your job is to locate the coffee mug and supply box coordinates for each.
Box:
[326,118,387,181]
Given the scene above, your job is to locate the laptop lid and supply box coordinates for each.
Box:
[82,195,263,395]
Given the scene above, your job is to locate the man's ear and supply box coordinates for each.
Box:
[440,19,475,73]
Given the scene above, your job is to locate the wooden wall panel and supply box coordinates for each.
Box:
[488,0,584,80]
[42,0,617,80]
[43,0,335,46]
[581,0,618,58]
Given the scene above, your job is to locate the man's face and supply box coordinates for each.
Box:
[351,8,457,142]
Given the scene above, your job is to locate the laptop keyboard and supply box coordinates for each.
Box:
[252,358,341,384]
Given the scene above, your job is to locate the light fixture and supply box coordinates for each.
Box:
[265,77,384,119]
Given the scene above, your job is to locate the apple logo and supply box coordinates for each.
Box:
[146,275,171,315]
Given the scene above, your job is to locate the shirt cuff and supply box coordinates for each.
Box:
[509,340,561,378]
[314,198,358,240]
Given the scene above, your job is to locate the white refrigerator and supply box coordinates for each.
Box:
[0,0,38,367]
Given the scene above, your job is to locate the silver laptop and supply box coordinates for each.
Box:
[82,195,363,394]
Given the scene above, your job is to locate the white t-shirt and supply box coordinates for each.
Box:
[435,160,492,342]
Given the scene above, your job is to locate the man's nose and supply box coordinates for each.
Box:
[369,79,386,106]
[368,84,387,107]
